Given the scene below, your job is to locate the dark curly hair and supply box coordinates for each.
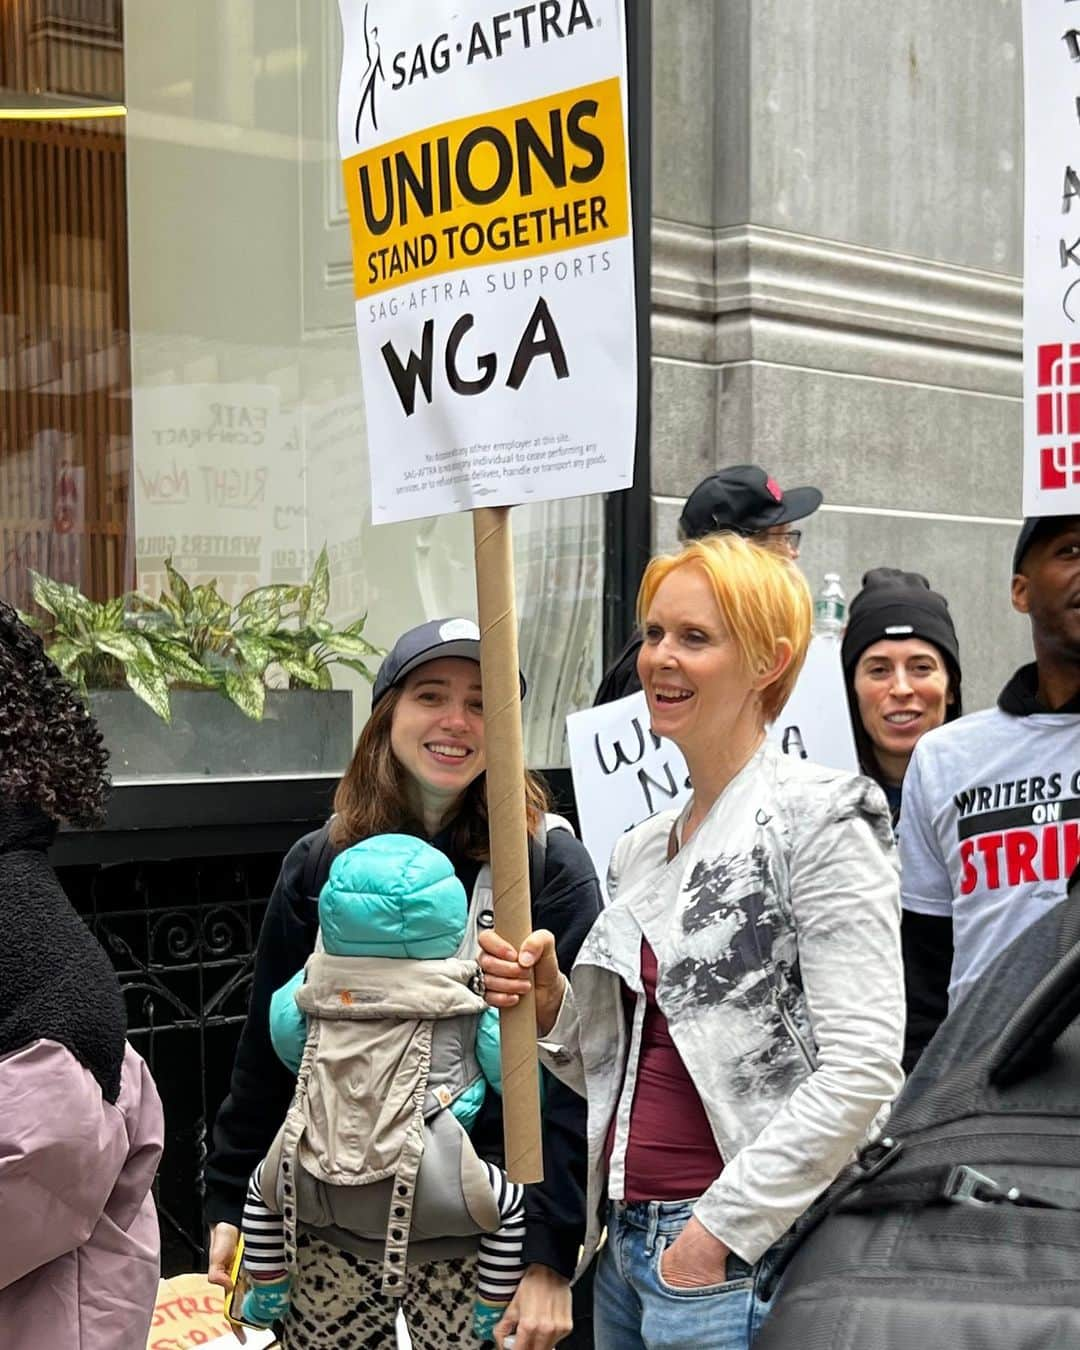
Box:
[0,602,110,826]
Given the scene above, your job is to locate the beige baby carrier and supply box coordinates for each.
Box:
[262,951,501,1295]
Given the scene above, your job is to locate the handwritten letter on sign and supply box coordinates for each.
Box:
[567,637,858,884]
[1022,1,1080,515]
[566,691,690,885]
[336,0,637,524]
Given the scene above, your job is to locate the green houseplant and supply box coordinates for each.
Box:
[26,546,381,722]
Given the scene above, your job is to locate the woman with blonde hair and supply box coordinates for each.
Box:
[481,536,905,1349]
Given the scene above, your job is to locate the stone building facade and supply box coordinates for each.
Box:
[648,1,1027,711]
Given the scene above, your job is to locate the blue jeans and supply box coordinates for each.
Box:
[594,1200,771,1350]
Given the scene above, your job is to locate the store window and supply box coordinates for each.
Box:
[1,0,604,782]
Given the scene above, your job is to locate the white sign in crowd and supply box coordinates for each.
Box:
[336,0,637,525]
[566,637,858,884]
[1022,0,1080,517]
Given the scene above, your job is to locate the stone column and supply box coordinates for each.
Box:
[649,0,1027,710]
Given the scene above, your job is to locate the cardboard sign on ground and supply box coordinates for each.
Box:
[148,1273,276,1350]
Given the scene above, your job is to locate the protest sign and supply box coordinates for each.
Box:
[1022,2,1080,515]
[336,0,636,525]
[566,689,690,885]
[769,635,858,775]
[567,638,858,882]
[148,1273,275,1349]
[337,0,638,1181]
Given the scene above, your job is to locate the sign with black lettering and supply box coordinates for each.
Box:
[566,638,858,882]
[1022,1,1080,514]
[337,0,636,523]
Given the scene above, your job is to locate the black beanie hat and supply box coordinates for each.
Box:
[841,569,961,686]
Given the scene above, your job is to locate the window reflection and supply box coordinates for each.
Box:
[1,0,602,774]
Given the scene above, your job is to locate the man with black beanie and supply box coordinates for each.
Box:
[899,514,1080,1067]
[593,465,822,704]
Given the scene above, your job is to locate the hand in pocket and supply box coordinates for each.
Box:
[659,1217,731,1289]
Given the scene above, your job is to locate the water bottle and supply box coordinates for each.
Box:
[814,572,846,638]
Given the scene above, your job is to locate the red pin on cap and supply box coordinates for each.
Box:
[765,476,783,502]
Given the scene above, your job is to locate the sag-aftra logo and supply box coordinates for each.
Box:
[353,0,597,138]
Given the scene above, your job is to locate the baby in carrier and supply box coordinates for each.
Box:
[239,833,526,1341]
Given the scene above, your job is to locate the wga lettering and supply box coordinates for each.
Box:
[381,296,568,416]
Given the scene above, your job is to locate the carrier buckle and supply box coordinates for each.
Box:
[944,1165,1019,1207]
[857,1136,902,1181]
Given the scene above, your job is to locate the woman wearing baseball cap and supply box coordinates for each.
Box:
[205,618,601,1350]
[841,569,963,826]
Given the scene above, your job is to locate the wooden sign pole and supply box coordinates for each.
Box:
[473,504,544,1184]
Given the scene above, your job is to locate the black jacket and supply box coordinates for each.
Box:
[204,823,603,1278]
[0,802,127,1102]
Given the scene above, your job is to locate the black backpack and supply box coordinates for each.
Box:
[754,883,1080,1350]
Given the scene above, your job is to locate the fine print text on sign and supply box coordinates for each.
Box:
[1022,1,1080,515]
[337,0,637,524]
[566,638,859,884]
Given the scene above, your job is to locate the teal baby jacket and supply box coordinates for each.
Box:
[269,833,501,1127]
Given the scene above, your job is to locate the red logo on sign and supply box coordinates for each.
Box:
[1036,343,1080,489]
[765,476,783,502]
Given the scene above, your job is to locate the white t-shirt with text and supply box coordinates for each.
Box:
[899,705,1080,1005]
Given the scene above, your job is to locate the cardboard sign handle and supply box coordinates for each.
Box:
[473,505,544,1184]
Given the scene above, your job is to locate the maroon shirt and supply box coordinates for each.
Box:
[608,938,724,1201]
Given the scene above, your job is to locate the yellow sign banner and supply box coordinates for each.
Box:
[342,75,629,299]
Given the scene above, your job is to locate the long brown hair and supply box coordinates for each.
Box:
[331,683,550,859]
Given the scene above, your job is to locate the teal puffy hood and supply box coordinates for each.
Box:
[318,833,468,959]
[268,832,501,1126]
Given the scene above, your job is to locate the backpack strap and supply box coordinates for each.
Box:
[465,814,560,954]
[301,819,340,901]
[527,814,549,908]
[990,938,1080,1087]
[841,1156,1080,1214]
[380,1024,434,1295]
[279,1011,322,1277]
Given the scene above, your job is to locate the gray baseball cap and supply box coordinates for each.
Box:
[371,617,526,707]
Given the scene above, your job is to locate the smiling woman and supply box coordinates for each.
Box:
[841,568,963,825]
[479,534,907,1350]
[636,537,809,780]
[204,616,602,1350]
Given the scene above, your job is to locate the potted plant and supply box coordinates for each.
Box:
[24,547,381,778]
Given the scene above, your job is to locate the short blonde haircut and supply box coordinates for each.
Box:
[636,534,813,723]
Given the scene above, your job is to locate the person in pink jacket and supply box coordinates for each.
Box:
[0,602,164,1350]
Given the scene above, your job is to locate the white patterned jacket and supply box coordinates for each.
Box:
[539,742,905,1270]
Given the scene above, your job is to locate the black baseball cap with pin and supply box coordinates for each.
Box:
[678,465,823,540]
